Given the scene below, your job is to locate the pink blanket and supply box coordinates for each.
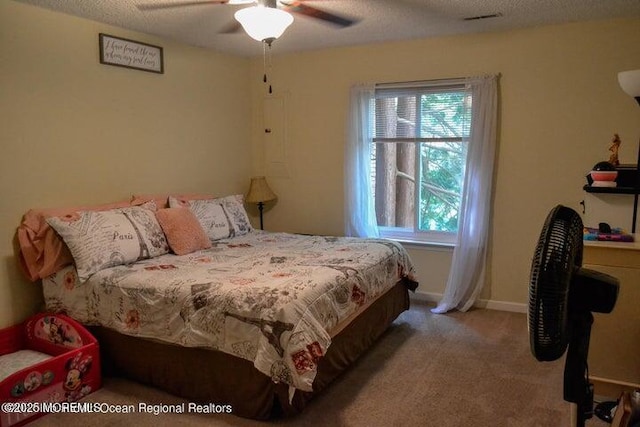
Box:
[16,200,133,281]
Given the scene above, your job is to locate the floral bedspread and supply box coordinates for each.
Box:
[43,231,416,392]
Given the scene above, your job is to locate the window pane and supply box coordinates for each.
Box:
[374,96,416,139]
[419,141,466,232]
[420,91,471,138]
[371,142,416,228]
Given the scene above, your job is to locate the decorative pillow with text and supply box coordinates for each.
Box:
[218,194,253,237]
[168,194,253,241]
[46,203,168,282]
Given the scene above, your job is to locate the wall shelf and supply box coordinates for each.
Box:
[582,185,637,194]
[583,164,639,232]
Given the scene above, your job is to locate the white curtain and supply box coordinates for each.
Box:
[431,75,499,314]
[345,84,380,238]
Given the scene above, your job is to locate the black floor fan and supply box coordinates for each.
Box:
[528,205,620,427]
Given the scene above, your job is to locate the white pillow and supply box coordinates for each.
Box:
[46,204,169,282]
[218,194,253,237]
[169,196,231,241]
[168,194,253,241]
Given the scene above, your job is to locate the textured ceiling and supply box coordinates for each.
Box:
[14,0,640,57]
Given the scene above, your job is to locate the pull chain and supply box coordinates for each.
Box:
[267,43,273,94]
[263,41,267,84]
[262,41,273,94]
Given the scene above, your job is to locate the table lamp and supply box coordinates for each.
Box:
[246,176,277,230]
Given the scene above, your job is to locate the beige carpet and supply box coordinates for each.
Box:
[30,301,608,427]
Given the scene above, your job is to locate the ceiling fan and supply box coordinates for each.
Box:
[138,0,357,44]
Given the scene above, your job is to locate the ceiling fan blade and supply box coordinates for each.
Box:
[280,1,357,27]
[219,20,243,34]
[137,1,230,11]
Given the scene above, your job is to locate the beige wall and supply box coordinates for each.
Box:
[2,1,639,328]
[0,1,251,328]
[249,18,640,307]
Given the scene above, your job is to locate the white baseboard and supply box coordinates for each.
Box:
[410,290,440,303]
[474,299,527,313]
[411,290,527,313]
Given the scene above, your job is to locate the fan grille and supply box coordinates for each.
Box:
[528,205,583,361]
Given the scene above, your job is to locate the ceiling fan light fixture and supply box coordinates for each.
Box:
[234,5,294,43]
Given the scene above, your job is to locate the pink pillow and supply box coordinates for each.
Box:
[155,208,211,255]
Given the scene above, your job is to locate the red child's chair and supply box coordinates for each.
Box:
[0,313,101,427]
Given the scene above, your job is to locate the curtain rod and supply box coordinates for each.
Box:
[375,73,500,89]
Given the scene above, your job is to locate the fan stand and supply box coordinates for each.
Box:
[564,311,594,427]
[564,267,619,427]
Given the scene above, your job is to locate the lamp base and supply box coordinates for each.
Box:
[258,202,265,230]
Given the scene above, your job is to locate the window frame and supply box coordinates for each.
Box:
[372,82,469,245]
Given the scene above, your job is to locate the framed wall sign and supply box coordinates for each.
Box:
[99,33,164,74]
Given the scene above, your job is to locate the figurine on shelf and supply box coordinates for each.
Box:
[608,133,621,166]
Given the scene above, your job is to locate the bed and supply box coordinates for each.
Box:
[17,195,418,419]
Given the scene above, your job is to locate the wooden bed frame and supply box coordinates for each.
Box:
[91,279,412,419]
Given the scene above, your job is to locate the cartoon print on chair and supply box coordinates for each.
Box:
[47,391,63,403]
[63,352,93,401]
[24,371,43,392]
[42,370,55,386]
[36,316,82,348]
[48,317,71,345]
[10,382,25,398]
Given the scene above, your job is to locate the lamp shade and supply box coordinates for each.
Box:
[246,176,277,203]
[234,6,293,43]
[618,69,640,99]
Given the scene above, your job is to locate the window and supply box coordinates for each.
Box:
[371,83,471,244]
[346,76,497,311]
